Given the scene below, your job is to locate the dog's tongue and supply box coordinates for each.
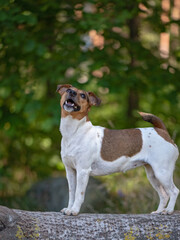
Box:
[67,100,74,106]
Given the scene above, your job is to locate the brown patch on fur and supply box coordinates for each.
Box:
[155,128,175,145]
[101,128,142,161]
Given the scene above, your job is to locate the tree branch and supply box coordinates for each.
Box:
[0,205,179,239]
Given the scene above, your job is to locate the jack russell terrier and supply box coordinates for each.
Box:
[57,84,179,216]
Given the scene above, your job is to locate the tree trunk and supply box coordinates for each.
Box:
[127,15,140,124]
[0,205,180,239]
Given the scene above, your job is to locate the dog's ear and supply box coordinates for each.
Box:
[88,92,101,106]
[56,84,72,96]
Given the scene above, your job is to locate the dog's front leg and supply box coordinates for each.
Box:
[61,166,76,215]
[66,168,90,216]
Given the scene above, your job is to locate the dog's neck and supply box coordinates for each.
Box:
[60,115,92,139]
[61,107,90,121]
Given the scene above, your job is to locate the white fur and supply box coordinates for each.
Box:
[60,115,179,215]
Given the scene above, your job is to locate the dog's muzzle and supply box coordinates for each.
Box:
[63,98,80,112]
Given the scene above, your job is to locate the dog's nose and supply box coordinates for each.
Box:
[69,89,77,97]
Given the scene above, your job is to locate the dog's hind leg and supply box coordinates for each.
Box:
[145,164,169,214]
[163,182,179,214]
[153,169,179,214]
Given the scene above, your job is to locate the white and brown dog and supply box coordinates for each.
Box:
[57,84,179,216]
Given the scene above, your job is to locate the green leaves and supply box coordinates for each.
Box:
[0,0,180,202]
[23,40,36,52]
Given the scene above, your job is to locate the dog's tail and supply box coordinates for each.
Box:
[138,112,168,132]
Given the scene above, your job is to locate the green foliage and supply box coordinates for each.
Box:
[0,0,180,212]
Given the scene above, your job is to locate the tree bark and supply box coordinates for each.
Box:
[0,205,179,240]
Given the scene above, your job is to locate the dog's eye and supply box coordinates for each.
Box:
[66,89,71,93]
[80,93,86,99]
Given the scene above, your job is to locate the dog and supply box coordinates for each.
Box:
[57,84,179,216]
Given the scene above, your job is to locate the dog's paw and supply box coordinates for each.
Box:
[151,210,164,214]
[61,208,79,216]
[60,208,69,214]
[151,211,159,214]
[160,209,173,215]
[69,210,79,216]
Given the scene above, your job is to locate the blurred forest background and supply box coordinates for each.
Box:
[0,0,180,213]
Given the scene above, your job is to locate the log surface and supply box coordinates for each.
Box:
[0,205,179,239]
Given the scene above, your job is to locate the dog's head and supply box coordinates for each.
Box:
[57,84,101,119]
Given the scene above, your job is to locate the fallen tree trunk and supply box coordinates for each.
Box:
[0,205,179,239]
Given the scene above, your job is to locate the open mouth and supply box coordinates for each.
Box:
[63,99,80,112]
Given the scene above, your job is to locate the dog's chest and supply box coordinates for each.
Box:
[60,116,102,167]
[61,134,87,159]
